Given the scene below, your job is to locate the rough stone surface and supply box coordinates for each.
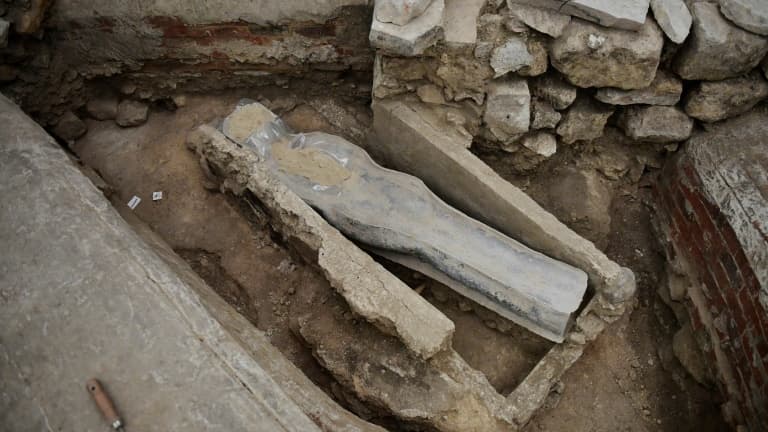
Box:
[518,38,548,77]
[595,70,682,106]
[417,83,446,104]
[673,2,768,80]
[505,2,571,38]
[619,105,693,143]
[521,131,557,157]
[371,98,636,304]
[673,323,709,385]
[556,97,615,144]
[52,110,87,141]
[484,78,531,142]
[0,94,323,432]
[719,0,768,36]
[375,0,433,26]
[443,0,485,48]
[187,124,455,359]
[490,36,533,77]
[531,99,561,129]
[531,73,578,110]
[86,95,119,120]
[684,71,768,123]
[551,17,665,89]
[116,100,149,127]
[650,0,692,43]
[370,0,445,56]
[561,0,651,31]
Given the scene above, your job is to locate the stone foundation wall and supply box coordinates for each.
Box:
[656,110,768,431]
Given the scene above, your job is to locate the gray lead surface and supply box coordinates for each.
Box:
[222,102,588,342]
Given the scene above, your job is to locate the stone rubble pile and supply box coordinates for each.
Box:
[371,0,768,169]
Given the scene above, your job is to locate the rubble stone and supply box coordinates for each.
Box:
[505,2,571,38]
[370,0,445,57]
[518,38,548,77]
[116,100,149,127]
[550,17,665,89]
[521,131,557,157]
[683,71,768,123]
[673,3,768,80]
[650,0,692,44]
[595,70,682,106]
[375,0,433,26]
[86,96,119,120]
[531,99,561,130]
[561,0,651,31]
[443,0,485,48]
[490,36,533,77]
[417,84,446,105]
[52,111,87,141]
[531,74,578,110]
[556,97,614,144]
[619,106,693,143]
[484,79,531,142]
[673,323,709,385]
[719,0,768,36]
[436,54,494,104]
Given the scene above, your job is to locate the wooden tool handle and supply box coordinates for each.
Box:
[86,378,122,429]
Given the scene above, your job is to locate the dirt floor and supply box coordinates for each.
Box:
[70,90,728,431]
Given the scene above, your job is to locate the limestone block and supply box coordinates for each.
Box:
[531,73,578,110]
[550,17,664,89]
[556,97,615,144]
[443,0,485,48]
[116,100,149,127]
[531,99,561,130]
[619,105,693,143]
[650,0,692,43]
[52,111,87,141]
[673,2,768,80]
[490,36,533,77]
[719,0,768,36]
[484,78,531,142]
[521,131,557,157]
[561,0,651,31]
[518,38,548,77]
[683,71,768,123]
[370,0,445,56]
[375,0,433,26]
[505,1,571,38]
[416,84,446,104]
[86,96,119,120]
[595,70,682,105]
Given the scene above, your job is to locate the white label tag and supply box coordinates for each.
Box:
[127,196,141,210]
[152,191,163,201]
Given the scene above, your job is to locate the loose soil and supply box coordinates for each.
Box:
[71,89,727,431]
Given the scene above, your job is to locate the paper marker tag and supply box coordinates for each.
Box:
[127,196,141,209]
[152,191,163,201]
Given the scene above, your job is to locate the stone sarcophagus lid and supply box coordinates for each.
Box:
[221,101,588,342]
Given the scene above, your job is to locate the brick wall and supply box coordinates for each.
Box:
[655,111,768,431]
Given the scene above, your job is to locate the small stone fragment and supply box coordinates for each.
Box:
[595,70,682,106]
[556,97,614,144]
[650,0,692,44]
[505,2,571,38]
[673,3,768,80]
[416,84,446,105]
[518,38,548,77]
[683,71,768,123]
[53,111,87,141]
[490,37,533,77]
[370,0,445,57]
[116,100,149,127]
[531,99,561,129]
[375,0,433,26]
[86,96,119,120]
[0,18,9,48]
[550,17,665,89]
[531,73,578,110]
[521,131,557,157]
[484,78,531,142]
[172,95,187,108]
[719,0,768,36]
[619,106,693,143]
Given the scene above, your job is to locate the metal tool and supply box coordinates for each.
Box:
[86,378,124,430]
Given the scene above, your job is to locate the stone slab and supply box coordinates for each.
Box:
[443,0,485,48]
[650,0,692,43]
[0,93,321,432]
